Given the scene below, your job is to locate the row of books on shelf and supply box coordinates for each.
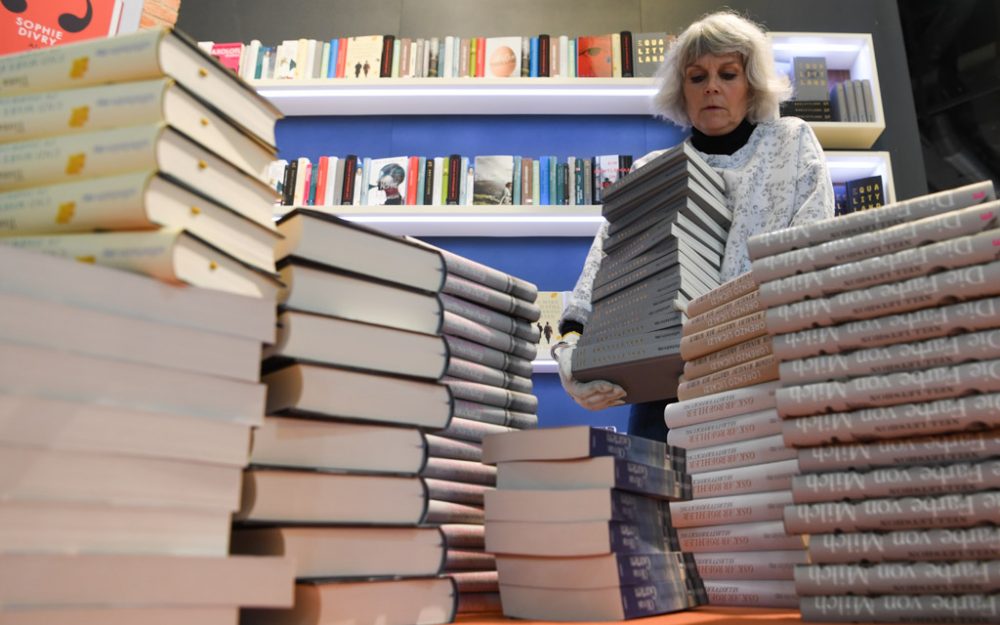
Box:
[273,153,634,208]
[781,55,877,122]
[200,31,668,82]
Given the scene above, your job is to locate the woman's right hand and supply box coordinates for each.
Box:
[551,333,627,410]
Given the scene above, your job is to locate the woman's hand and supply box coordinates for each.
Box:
[551,333,627,410]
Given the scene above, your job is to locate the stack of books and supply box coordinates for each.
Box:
[744,180,1000,623]
[664,274,804,608]
[0,29,284,298]
[235,209,460,625]
[0,28,299,623]
[571,142,730,403]
[413,241,543,614]
[482,426,704,620]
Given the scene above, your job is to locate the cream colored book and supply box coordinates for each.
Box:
[0,78,276,181]
[0,28,281,146]
[2,229,281,299]
[0,171,279,274]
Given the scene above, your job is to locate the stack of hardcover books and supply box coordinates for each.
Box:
[0,30,298,623]
[236,209,460,625]
[571,142,730,403]
[411,241,543,614]
[745,180,1000,623]
[0,28,284,300]
[482,426,705,620]
[664,274,804,608]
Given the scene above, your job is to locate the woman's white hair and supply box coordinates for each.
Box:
[652,10,791,128]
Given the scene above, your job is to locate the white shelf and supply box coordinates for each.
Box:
[255,77,659,116]
[532,359,558,374]
[274,204,605,237]
[824,150,896,203]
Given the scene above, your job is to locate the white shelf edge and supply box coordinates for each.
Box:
[532,359,558,374]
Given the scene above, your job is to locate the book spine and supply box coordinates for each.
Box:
[425,433,483,462]
[691,458,800,500]
[677,354,780,402]
[442,311,538,360]
[807,526,1000,564]
[780,328,1000,386]
[426,499,484,524]
[440,293,539,342]
[669,489,794,528]
[426,477,489,506]
[620,580,694,618]
[679,310,769,361]
[453,398,538,430]
[419,246,537,301]
[676,520,808,553]
[800,594,1000,623]
[664,381,781,429]
[439,416,517,443]
[683,335,774,384]
[776,356,1000,418]
[683,290,764,338]
[703,580,799,608]
[746,180,996,260]
[669,408,782,450]
[694,550,807,581]
[795,561,1000,596]
[440,522,485,548]
[443,274,541,322]
[791,459,1000,504]
[443,377,538,414]
[447,357,533,394]
[686,434,796,474]
[443,335,533,378]
[795,430,1000,474]
[686,271,759,318]
[423,457,496,485]
[610,460,690,500]
[782,392,1000,447]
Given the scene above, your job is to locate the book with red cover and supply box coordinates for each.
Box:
[577,35,614,78]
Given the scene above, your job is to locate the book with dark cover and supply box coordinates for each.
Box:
[379,35,395,77]
[340,154,358,204]
[631,32,668,78]
[746,180,996,260]
[485,518,666,557]
[792,57,830,101]
[779,99,833,121]
[619,31,634,77]
[572,341,685,405]
[846,174,885,212]
[537,34,550,77]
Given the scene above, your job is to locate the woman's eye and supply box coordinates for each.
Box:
[689,75,705,83]
[720,72,737,80]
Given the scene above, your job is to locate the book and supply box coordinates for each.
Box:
[782,392,1000,447]
[485,519,665,557]
[426,434,483,462]
[799,594,1000,623]
[758,202,1000,298]
[2,229,281,299]
[342,35,383,80]
[0,553,293,609]
[685,271,760,318]
[745,180,996,260]
[675,520,808,553]
[472,155,514,205]
[426,478,489,506]
[664,381,781,429]
[0,78,277,181]
[677,354,780,402]
[486,488,666,525]
[792,57,830,101]
[0,606,238,625]
[783,491,1000,534]
[0,244,274,342]
[682,335,774,381]
[453,399,537,429]
[0,28,281,146]
[263,362,453,430]
[445,334,533,379]
[668,408,782,450]
[249,415,426,474]
[632,32,667,77]
[791,459,1000,504]
[498,581,691,621]
[690,458,800,500]
[1,341,266,425]
[496,456,690,500]
[278,259,443,336]
[236,468,427,524]
[795,430,1000,474]
[795,561,1000,595]
[0,171,280,274]
[807,527,1000,564]
[243,577,456,625]
[426,498,484,524]
[423,457,496,486]
[570,327,685,404]
[446,548,495,571]
[682,289,763,337]
[577,34,613,77]
[231,526,444,579]
[702,580,798,608]
[668,489,794,528]
[483,37,521,78]
[442,275,540,322]
[679,310,769,361]
[276,209,445,293]
[365,155,410,205]
[482,425,672,466]
[0,125,277,221]
[694,550,807,581]
[443,377,537,414]
[442,312,537,360]
[264,309,448,381]
[497,552,687,590]
[446,357,533,394]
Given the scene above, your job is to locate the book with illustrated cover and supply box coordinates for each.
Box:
[483,37,522,78]
[342,35,383,80]
[576,34,614,78]
[472,155,514,205]
[364,156,409,205]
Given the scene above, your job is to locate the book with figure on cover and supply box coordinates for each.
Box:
[365,156,410,205]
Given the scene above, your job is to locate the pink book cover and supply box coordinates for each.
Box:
[211,42,244,73]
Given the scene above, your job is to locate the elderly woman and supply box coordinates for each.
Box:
[553,10,835,440]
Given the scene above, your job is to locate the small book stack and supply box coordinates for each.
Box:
[0,28,285,299]
[411,241,543,614]
[235,209,460,625]
[745,180,1000,624]
[571,142,730,403]
[482,426,706,621]
[664,273,804,609]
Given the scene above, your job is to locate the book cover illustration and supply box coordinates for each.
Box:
[473,155,515,205]
[343,35,384,80]
[365,156,409,205]
[577,34,613,78]
[484,36,522,78]
[533,291,568,353]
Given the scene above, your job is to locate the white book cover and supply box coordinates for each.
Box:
[484,36,522,78]
[343,35,383,80]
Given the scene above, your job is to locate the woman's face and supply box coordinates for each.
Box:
[683,52,750,136]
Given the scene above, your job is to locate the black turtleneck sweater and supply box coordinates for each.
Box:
[690,118,756,156]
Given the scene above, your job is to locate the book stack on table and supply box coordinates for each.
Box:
[571,143,730,404]
[482,426,705,621]
[745,180,1000,624]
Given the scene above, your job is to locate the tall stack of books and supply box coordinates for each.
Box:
[482,426,705,620]
[234,209,460,625]
[571,142,730,403]
[744,180,1000,623]
[663,273,804,608]
[412,241,542,614]
[0,29,299,623]
[0,29,284,298]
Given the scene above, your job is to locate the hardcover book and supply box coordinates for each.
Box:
[483,37,522,78]
[576,34,614,78]
[365,156,410,205]
[845,175,885,211]
[631,32,668,78]
[472,155,515,205]
[342,35,384,80]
